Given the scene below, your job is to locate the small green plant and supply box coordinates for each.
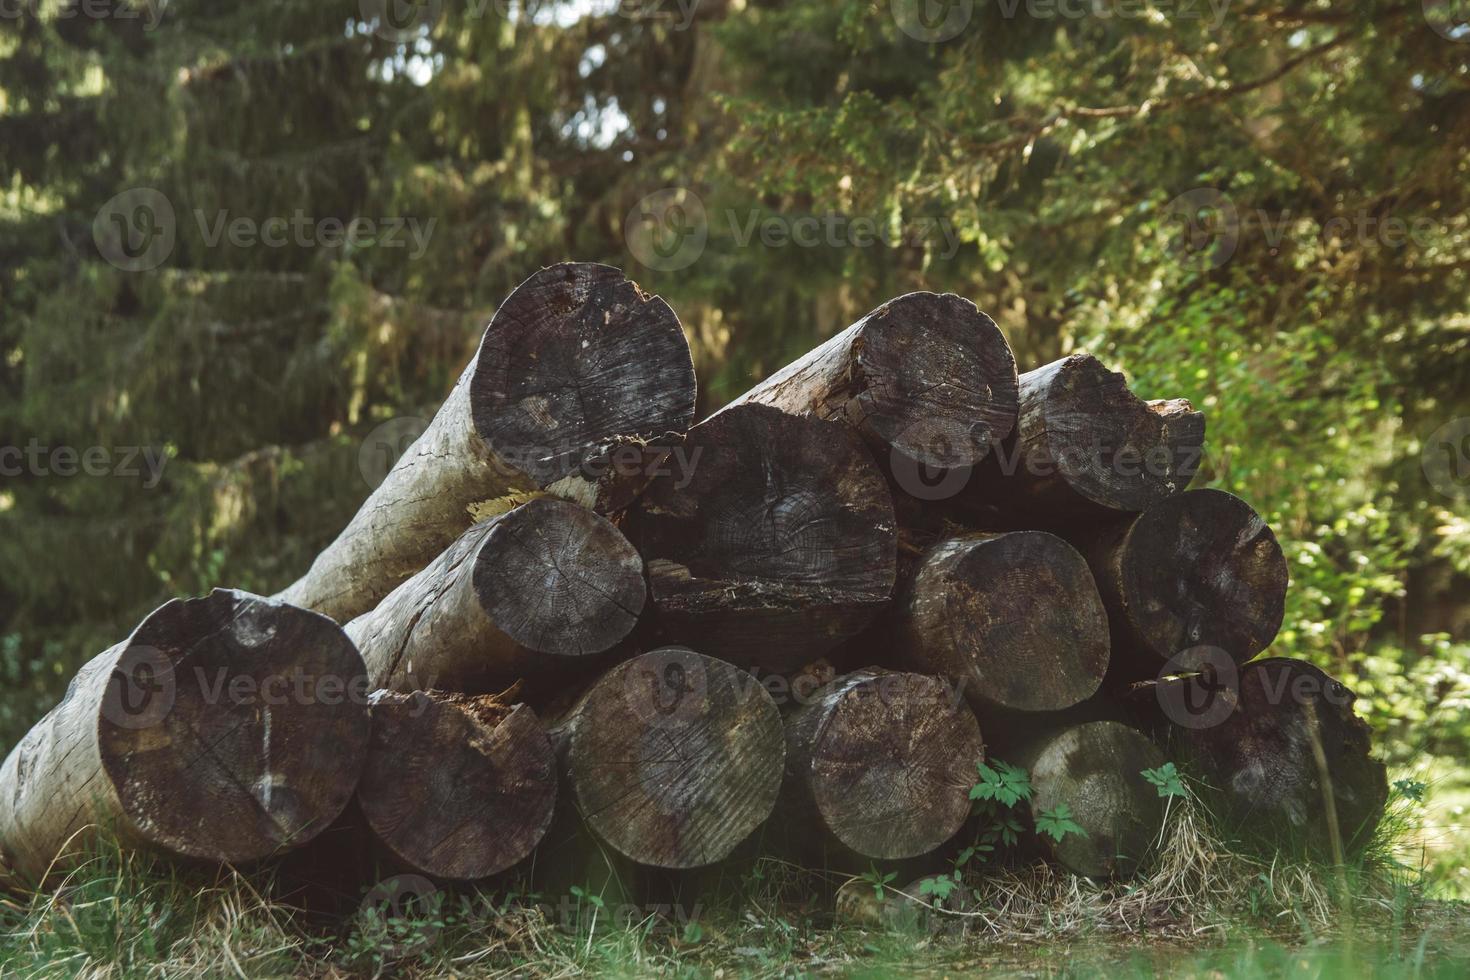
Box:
[917,874,957,905]
[1035,804,1088,843]
[1392,778,1426,802]
[859,865,898,901]
[1142,762,1187,799]
[969,760,1033,807]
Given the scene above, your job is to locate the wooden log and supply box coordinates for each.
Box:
[783,669,982,861]
[0,589,371,885]
[892,530,1110,715]
[1164,658,1387,856]
[1074,488,1288,679]
[627,403,897,671]
[356,692,557,880]
[727,291,1019,478]
[1019,720,1166,879]
[556,648,785,869]
[278,262,696,622]
[343,497,646,693]
[963,353,1204,523]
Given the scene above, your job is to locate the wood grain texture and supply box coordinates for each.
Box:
[278,262,695,622]
[628,404,897,671]
[0,590,370,884]
[557,648,785,869]
[783,669,982,861]
[344,497,646,693]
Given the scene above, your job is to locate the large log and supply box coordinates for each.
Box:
[343,497,645,693]
[0,590,370,885]
[356,692,557,880]
[278,262,696,622]
[1019,720,1166,879]
[963,354,1204,523]
[1075,488,1288,679]
[1164,658,1387,857]
[891,530,1110,715]
[727,291,1019,479]
[627,404,897,671]
[783,669,982,861]
[556,648,785,869]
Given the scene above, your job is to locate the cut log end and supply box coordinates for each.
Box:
[1117,488,1287,668]
[565,648,785,869]
[470,262,697,488]
[1025,720,1166,879]
[475,498,647,659]
[790,669,983,860]
[100,590,371,864]
[632,404,897,671]
[850,292,1019,470]
[357,692,557,880]
[897,531,1109,713]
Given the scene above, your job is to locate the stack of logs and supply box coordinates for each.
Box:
[0,262,1388,899]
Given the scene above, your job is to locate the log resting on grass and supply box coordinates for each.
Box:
[964,353,1204,523]
[1165,658,1387,856]
[783,669,982,861]
[356,692,557,880]
[1074,488,1288,678]
[1019,720,1166,879]
[0,590,371,884]
[627,403,898,672]
[278,262,696,622]
[557,648,785,869]
[344,497,646,693]
[892,530,1110,715]
[727,291,1019,476]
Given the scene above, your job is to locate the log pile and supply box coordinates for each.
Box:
[0,265,1387,900]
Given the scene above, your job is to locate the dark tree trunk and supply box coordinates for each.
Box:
[1162,658,1387,857]
[627,404,898,672]
[0,590,370,884]
[891,530,1110,715]
[727,291,1019,484]
[783,669,982,861]
[1073,488,1288,679]
[960,354,1205,525]
[356,692,557,881]
[343,497,646,693]
[278,262,696,622]
[555,648,785,869]
[1017,720,1166,879]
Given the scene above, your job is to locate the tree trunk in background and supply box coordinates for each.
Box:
[356,692,557,881]
[1073,488,1288,679]
[278,262,696,622]
[783,669,982,861]
[343,498,645,694]
[1162,658,1387,857]
[627,404,897,672]
[727,292,1019,487]
[0,590,370,885]
[891,530,1110,715]
[1018,720,1166,880]
[555,648,785,869]
[960,354,1204,525]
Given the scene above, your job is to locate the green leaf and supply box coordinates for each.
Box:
[1036,804,1089,843]
[970,759,1032,808]
[1141,762,1187,798]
